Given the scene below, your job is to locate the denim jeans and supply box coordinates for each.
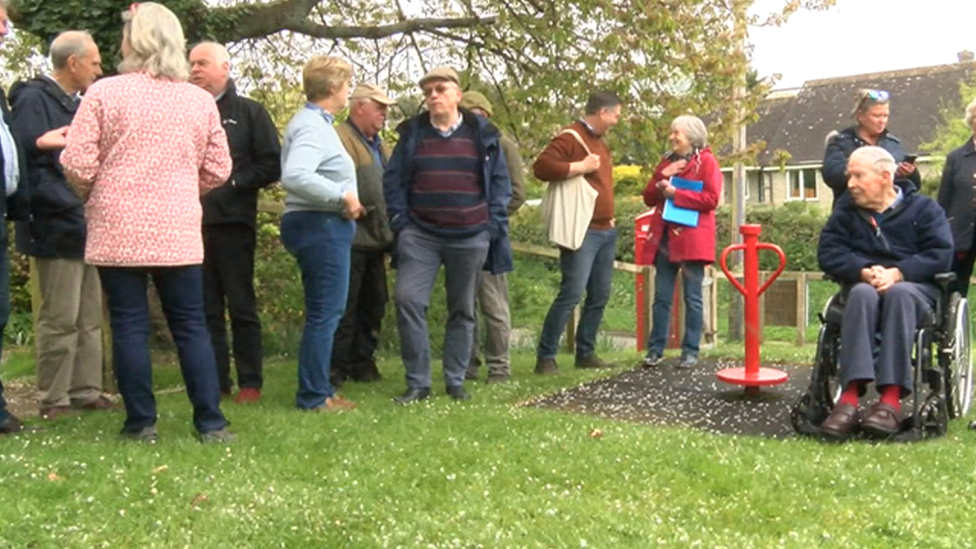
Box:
[0,232,9,424]
[280,211,355,409]
[99,266,227,434]
[537,228,617,360]
[646,250,705,357]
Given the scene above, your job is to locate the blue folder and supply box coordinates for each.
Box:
[662,176,703,227]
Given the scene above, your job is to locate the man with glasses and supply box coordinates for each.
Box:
[383,67,512,403]
[823,88,919,207]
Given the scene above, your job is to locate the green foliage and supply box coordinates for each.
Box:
[716,201,828,271]
[919,74,976,174]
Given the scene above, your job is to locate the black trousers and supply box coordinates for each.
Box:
[331,248,387,379]
[203,224,263,391]
[951,245,976,298]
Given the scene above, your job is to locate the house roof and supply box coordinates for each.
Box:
[751,61,976,166]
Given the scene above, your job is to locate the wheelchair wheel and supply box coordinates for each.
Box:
[945,295,973,419]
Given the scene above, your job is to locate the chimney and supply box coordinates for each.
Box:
[960,50,975,63]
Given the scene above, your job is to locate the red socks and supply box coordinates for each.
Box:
[839,382,861,407]
[879,385,902,412]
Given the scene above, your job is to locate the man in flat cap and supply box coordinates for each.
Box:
[384,67,513,403]
[189,42,282,404]
[331,83,396,387]
[459,91,525,383]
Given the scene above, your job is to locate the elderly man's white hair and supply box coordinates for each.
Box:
[849,146,897,178]
[192,41,230,65]
[50,31,96,71]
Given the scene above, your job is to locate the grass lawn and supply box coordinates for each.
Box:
[3,347,976,548]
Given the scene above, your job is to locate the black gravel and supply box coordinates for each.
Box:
[525,357,814,439]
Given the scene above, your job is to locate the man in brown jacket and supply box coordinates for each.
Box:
[459,91,526,383]
[533,91,622,374]
[331,83,396,386]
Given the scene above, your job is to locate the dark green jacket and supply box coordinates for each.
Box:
[337,120,393,250]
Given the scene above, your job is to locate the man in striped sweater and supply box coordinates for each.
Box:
[384,67,513,404]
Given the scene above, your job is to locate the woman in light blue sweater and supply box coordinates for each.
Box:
[280,56,363,411]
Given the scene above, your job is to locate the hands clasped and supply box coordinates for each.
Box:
[861,265,903,294]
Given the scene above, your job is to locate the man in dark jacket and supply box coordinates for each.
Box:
[818,147,952,441]
[331,84,396,387]
[0,0,29,436]
[189,42,281,403]
[11,30,112,420]
[384,66,512,404]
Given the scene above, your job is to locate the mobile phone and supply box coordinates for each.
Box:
[903,154,918,164]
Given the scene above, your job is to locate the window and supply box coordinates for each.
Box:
[787,168,818,201]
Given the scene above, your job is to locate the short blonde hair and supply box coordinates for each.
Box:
[118,2,189,81]
[303,56,353,102]
[965,96,976,130]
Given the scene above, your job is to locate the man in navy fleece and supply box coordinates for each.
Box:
[383,67,512,404]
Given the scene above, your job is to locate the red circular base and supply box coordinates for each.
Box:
[716,367,789,387]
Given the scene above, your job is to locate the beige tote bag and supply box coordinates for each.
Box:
[539,130,599,250]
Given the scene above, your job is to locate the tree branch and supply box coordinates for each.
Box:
[216,0,497,42]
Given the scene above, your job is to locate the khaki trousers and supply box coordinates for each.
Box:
[35,258,103,407]
[468,271,512,377]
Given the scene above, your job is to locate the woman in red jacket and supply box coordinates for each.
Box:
[640,115,722,369]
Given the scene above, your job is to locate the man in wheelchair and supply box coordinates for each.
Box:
[817,147,953,440]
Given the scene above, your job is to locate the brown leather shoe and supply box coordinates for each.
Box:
[534,358,560,375]
[0,414,23,434]
[860,401,903,438]
[575,355,616,369]
[73,395,119,411]
[314,395,357,412]
[39,405,77,421]
[820,402,859,440]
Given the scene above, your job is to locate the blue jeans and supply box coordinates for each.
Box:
[0,232,9,424]
[99,266,227,434]
[646,250,705,357]
[537,228,617,360]
[281,211,355,409]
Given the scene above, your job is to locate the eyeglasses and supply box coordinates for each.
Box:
[858,89,889,104]
[422,83,456,98]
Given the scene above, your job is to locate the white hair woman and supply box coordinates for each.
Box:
[640,115,722,369]
[61,2,234,443]
[822,89,919,207]
[279,55,362,411]
[936,95,976,296]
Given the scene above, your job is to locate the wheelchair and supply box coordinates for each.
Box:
[792,273,974,441]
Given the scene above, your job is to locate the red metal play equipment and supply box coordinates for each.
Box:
[717,224,789,395]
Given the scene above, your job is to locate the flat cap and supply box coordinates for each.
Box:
[459,91,493,117]
[349,83,396,105]
[418,66,459,88]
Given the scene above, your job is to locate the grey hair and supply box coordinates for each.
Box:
[965,96,976,130]
[50,31,95,71]
[191,41,229,66]
[671,115,708,149]
[850,146,896,178]
[118,2,189,81]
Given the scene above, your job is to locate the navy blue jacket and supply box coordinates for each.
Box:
[818,179,952,284]
[8,77,71,257]
[822,127,921,206]
[384,109,513,274]
[203,80,281,228]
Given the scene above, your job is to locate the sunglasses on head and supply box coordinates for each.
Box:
[422,83,456,97]
[860,89,889,102]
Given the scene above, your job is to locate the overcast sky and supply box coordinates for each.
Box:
[748,0,976,88]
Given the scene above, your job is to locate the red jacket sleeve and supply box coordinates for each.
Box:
[642,158,670,208]
[672,152,721,213]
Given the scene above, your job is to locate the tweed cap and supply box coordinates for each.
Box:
[418,66,460,88]
[459,91,493,117]
[349,83,396,105]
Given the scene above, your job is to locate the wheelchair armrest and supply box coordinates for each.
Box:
[934,272,957,288]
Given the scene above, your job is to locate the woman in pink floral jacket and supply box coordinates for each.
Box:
[61,2,233,443]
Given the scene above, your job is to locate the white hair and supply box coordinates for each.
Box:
[50,31,96,71]
[965,96,976,130]
[672,115,708,148]
[118,2,189,81]
[849,146,896,178]
[191,41,229,66]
